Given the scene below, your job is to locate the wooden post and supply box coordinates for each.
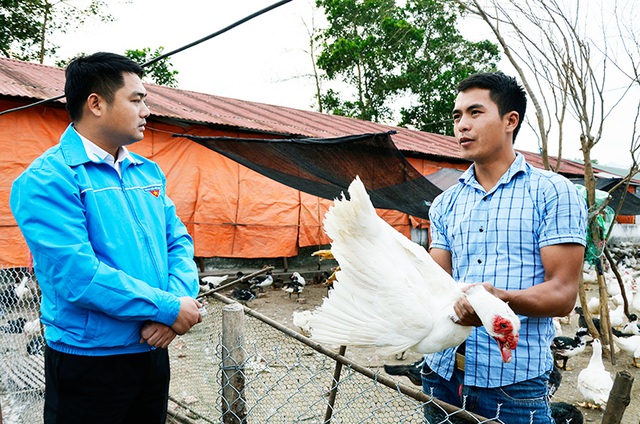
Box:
[602,371,634,424]
[324,345,347,424]
[221,303,247,423]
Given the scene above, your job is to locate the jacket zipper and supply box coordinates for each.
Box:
[119,170,163,285]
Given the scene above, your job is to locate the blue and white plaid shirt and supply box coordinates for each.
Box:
[425,153,587,388]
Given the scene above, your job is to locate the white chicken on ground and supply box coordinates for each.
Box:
[292,310,312,336]
[631,285,640,316]
[609,304,626,329]
[612,334,640,367]
[199,275,228,292]
[308,177,521,361]
[586,297,600,316]
[577,339,613,409]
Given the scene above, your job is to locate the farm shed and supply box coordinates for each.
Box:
[0,56,629,268]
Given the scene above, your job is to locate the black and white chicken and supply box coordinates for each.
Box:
[548,364,562,397]
[284,281,304,299]
[621,314,640,336]
[550,330,589,371]
[0,317,26,333]
[550,401,583,424]
[289,272,306,287]
[250,271,274,292]
[26,335,46,355]
[231,287,256,304]
[383,359,423,386]
[308,177,521,360]
[575,306,599,340]
[283,272,306,299]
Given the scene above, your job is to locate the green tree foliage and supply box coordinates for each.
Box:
[125,47,179,88]
[399,0,499,135]
[54,47,179,88]
[316,0,421,122]
[0,0,113,63]
[315,0,500,134]
[0,0,42,59]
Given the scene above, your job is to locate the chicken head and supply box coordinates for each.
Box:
[491,316,519,363]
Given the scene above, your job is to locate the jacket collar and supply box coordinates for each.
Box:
[60,124,142,168]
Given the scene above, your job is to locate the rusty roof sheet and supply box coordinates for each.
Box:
[0,57,594,176]
[0,57,65,100]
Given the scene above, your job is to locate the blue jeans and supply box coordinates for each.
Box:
[421,361,553,424]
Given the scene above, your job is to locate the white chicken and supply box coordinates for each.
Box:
[292,310,313,336]
[308,177,521,361]
[612,334,640,368]
[14,275,34,299]
[609,304,626,329]
[577,338,613,409]
[605,274,621,297]
[586,297,600,315]
[23,317,41,335]
[582,264,597,286]
[631,285,640,316]
[199,275,228,291]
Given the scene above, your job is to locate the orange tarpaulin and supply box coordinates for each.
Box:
[0,105,417,267]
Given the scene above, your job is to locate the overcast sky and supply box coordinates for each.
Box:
[48,0,638,169]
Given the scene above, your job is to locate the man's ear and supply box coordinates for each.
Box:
[505,111,519,133]
[86,93,103,117]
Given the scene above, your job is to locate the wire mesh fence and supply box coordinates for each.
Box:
[0,266,45,424]
[0,265,497,424]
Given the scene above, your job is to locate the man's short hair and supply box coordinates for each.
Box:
[457,72,527,142]
[65,52,144,121]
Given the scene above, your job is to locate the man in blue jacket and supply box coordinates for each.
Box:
[10,52,202,424]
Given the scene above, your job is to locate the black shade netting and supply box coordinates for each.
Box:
[569,177,640,216]
[177,131,442,220]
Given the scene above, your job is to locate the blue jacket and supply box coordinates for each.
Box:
[10,124,199,355]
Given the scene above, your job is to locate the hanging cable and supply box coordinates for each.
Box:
[0,0,293,117]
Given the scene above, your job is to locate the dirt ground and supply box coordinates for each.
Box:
[222,269,640,424]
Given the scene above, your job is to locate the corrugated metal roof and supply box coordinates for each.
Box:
[0,56,595,176]
[0,57,65,100]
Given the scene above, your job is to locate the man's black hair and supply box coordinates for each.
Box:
[457,72,527,142]
[65,52,144,121]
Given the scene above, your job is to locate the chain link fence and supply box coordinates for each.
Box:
[0,266,497,424]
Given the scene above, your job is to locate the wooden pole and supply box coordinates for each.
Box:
[602,371,634,424]
[604,248,632,319]
[596,260,615,363]
[221,303,247,423]
[324,345,347,423]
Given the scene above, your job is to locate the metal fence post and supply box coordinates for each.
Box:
[221,302,246,423]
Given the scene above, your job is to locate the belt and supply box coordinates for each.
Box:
[455,352,465,371]
[455,342,466,372]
